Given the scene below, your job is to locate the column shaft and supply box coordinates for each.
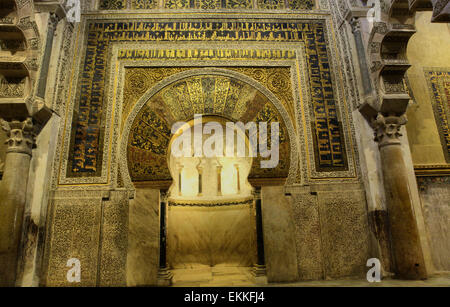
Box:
[380,144,427,279]
[374,114,427,279]
[0,119,34,286]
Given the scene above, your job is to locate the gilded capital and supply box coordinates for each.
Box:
[372,113,408,147]
[0,118,35,155]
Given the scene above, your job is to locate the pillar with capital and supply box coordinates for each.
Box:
[372,113,427,279]
[0,118,35,286]
[157,190,173,287]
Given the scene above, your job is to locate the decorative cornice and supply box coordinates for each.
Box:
[414,164,450,176]
[34,1,67,20]
[416,174,450,192]
[168,197,253,207]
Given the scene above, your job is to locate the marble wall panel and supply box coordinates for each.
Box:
[127,188,160,286]
[167,204,255,269]
[418,178,450,272]
[261,186,299,282]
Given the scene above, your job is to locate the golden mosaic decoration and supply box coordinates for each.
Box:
[125,72,291,181]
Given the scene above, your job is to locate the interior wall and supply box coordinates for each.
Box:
[417,178,450,272]
[406,11,450,274]
[406,11,450,165]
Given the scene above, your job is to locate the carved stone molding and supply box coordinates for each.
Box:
[0,118,35,155]
[372,113,407,147]
[350,17,362,34]
[431,0,450,22]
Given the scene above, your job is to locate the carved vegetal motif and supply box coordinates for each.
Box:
[288,0,314,10]
[372,113,408,147]
[195,0,221,9]
[0,118,35,155]
[164,0,190,9]
[99,0,126,9]
[0,76,26,98]
[132,0,158,9]
[225,0,253,8]
[102,0,315,9]
[257,0,285,10]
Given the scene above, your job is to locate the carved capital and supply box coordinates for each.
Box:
[252,188,261,200]
[372,113,408,147]
[0,118,35,155]
[350,17,361,34]
[160,189,168,203]
[48,12,60,31]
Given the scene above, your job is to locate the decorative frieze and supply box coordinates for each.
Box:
[0,76,26,98]
[100,0,315,10]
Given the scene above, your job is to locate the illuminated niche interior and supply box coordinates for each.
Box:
[168,116,253,204]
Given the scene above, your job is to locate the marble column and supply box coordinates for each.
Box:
[0,118,35,286]
[216,164,223,196]
[252,189,267,283]
[157,190,172,286]
[177,164,183,196]
[235,164,241,194]
[197,164,203,196]
[373,114,427,279]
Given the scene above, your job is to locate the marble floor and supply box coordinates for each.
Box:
[171,266,256,287]
[278,276,450,287]
[171,267,450,287]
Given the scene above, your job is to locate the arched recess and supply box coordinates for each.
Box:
[118,68,299,190]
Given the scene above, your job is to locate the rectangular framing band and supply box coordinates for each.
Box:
[56,14,358,187]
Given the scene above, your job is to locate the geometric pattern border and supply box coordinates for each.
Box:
[67,19,348,180]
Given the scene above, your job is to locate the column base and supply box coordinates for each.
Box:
[157,268,173,287]
[252,264,268,285]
